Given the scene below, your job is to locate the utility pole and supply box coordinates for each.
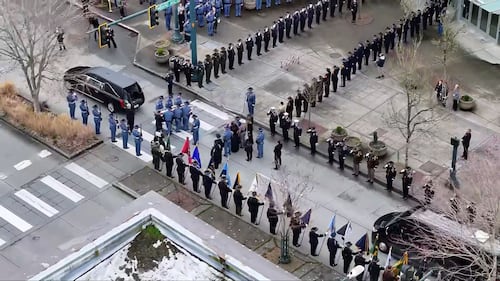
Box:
[189,0,198,80]
[171,4,183,43]
[450,136,460,189]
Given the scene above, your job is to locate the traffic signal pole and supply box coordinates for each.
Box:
[189,0,198,66]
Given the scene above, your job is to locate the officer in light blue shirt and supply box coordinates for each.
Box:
[246,87,256,116]
[234,0,242,17]
[181,101,191,131]
[156,96,164,111]
[173,105,183,132]
[196,3,205,27]
[67,90,77,119]
[132,125,143,156]
[92,105,102,134]
[192,114,200,145]
[206,9,215,36]
[165,6,173,30]
[223,126,232,156]
[119,119,129,149]
[256,128,264,158]
[165,96,173,109]
[80,100,89,125]
[223,0,231,17]
[174,93,183,107]
[163,107,174,135]
[109,113,117,142]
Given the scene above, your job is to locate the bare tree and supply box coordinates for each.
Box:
[399,147,500,280]
[432,13,462,83]
[0,0,77,112]
[272,166,314,264]
[384,41,441,167]
[301,82,315,128]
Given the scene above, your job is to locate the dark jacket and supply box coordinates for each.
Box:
[233,189,247,206]
[247,196,264,212]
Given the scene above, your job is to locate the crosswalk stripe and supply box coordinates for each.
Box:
[14,160,32,171]
[111,141,153,162]
[0,205,32,232]
[40,176,84,203]
[172,130,192,140]
[191,100,230,120]
[65,163,108,189]
[141,130,155,143]
[15,189,59,217]
[0,237,5,246]
[37,150,52,158]
[150,119,214,131]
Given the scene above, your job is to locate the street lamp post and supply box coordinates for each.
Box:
[171,4,183,43]
[188,0,198,81]
[450,136,460,188]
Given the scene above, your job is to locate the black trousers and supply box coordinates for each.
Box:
[270,122,276,135]
[324,82,330,97]
[311,241,318,255]
[282,128,289,140]
[204,183,212,198]
[343,257,352,274]
[364,54,369,65]
[221,192,229,208]
[192,178,199,192]
[229,56,234,69]
[386,177,393,191]
[333,78,338,92]
[462,145,469,159]
[292,229,301,246]
[166,163,173,177]
[250,210,258,223]
[246,150,252,160]
[235,203,242,215]
[294,135,300,147]
[403,185,409,198]
[272,36,277,47]
[311,143,316,154]
[264,40,269,51]
[237,53,243,65]
[220,60,226,73]
[269,218,278,234]
[329,249,338,266]
[153,155,161,170]
[247,48,252,60]
[256,43,261,55]
[177,169,185,184]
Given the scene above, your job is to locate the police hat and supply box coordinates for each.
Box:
[258,128,263,132]
[93,104,98,108]
[346,241,352,246]
[248,87,253,91]
[284,112,289,116]
[311,227,318,231]
[293,119,299,123]
[192,114,198,118]
[221,174,226,178]
[270,106,276,110]
[216,133,221,138]
[159,95,164,99]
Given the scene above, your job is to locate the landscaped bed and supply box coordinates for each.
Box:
[0,82,100,157]
[77,225,232,281]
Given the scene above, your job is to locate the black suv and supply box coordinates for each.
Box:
[63,66,145,112]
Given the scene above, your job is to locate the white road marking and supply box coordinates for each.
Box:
[14,160,32,171]
[151,119,214,131]
[37,150,52,158]
[191,100,230,120]
[65,163,108,189]
[15,189,59,218]
[111,141,153,162]
[40,176,84,203]
[141,130,155,143]
[0,205,32,232]
[0,173,6,180]
[172,130,192,140]
[0,237,5,246]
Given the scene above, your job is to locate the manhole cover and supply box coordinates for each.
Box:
[329,53,341,59]
[104,155,119,162]
[128,32,138,38]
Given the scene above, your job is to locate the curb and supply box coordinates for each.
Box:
[0,116,103,160]
[82,3,420,203]
[112,182,140,199]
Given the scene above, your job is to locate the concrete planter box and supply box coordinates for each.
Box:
[368,141,387,157]
[344,136,362,150]
[459,96,476,111]
[330,127,347,142]
[154,39,171,51]
[155,49,170,64]
[244,0,256,10]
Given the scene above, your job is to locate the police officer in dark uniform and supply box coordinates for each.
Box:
[267,107,278,136]
[228,43,235,70]
[400,166,413,200]
[350,0,358,23]
[202,168,216,199]
[255,30,263,56]
[220,46,227,73]
[204,54,213,84]
[415,9,422,36]
[173,57,182,82]
[271,22,278,48]
[322,0,329,21]
[340,63,347,87]
[323,69,331,97]
[410,11,416,38]
[338,0,344,14]
[403,17,410,43]
[300,7,307,32]
[285,12,292,39]
[176,154,187,184]
[278,17,285,43]
[280,112,291,141]
[196,61,204,88]
[183,60,193,86]
[213,49,220,78]
[371,35,379,61]
[292,120,302,148]
[218,175,232,208]
[307,4,314,29]
[245,34,254,60]
[236,39,244,65]
[294,92,302,117]
[384,161,396,191]
[390,24,396,50]
[293,10,300,35]
[190,160,202,193]
[364,40,371,66]
[336,141,347,170]
[349,50,356,75]
[327,138,335,164]
[356,43,364,70]
[332,65,339,92]
[263,26,271,52]
[307,127,318,155]
[315,0,322,25]
[383,29,391,54]
[422,7,429,31]
[309,227,326,256]
[396,19,403,46]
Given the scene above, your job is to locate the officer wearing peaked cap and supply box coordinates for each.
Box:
[292,119,302,148]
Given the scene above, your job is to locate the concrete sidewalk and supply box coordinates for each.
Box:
[89,1,500,197]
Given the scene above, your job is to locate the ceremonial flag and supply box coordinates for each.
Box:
[192,146,201,168]
[283,193,293,217]
[355,233,370,254]
[370,234,379,257]
[337,221,352,240]
[264,182,274,204]
[232,172,241,189]
[328,214,336,236]
[220,162,231,186]
[300,209,312,225]
[385,246,393,268]
[181,137,190,154]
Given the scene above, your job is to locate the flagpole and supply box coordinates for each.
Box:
[257,205,264,224]
[299,225,307,246]
[317,235,327,255]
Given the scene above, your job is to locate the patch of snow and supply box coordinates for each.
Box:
[77,242,232,281]
[41,263,50,269]
[152,240,162,249]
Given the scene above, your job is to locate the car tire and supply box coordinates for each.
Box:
[378,242,389,253]
[107,102,115,113]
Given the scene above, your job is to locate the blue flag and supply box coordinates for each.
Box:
[328,214,336,236]
[355,233,370,254]
[192,146,201,168]
[300,209,312,225]
[220,162,231,186]
[264,182,274,203]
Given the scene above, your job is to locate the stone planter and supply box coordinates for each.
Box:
[331,127,347,142]
[459,96,476,111]
[343,136,362,150]
[368,141,387,157]
[154,39,171,51]
[155,49,170,64]
[244,0,256,10]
